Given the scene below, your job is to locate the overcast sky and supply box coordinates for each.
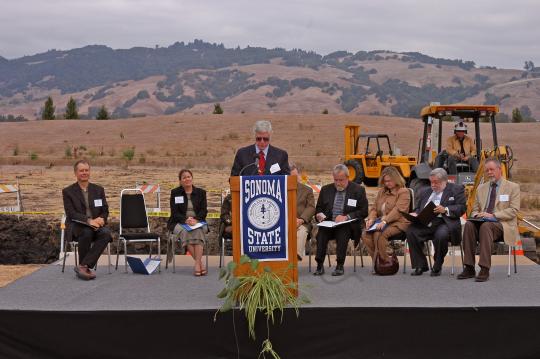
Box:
[1,0,538,69]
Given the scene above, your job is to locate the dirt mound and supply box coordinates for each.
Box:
[0,215,60,264]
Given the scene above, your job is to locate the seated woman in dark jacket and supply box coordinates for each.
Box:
[167,169,208,276]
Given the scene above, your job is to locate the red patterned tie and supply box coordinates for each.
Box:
[258,151,266,175]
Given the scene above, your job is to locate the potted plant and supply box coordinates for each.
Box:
[215,255,309,358]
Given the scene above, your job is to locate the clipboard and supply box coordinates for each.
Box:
[400,201,437,226]
[71,219,99,231]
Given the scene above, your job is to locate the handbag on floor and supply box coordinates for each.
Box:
[373,236,399,275]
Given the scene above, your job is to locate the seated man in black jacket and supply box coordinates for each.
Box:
[62,160,112,280]
[314,164,368,276]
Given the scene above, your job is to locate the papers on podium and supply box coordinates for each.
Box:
[126,256,161,275]
[399,201,437,226]
[181,221,207,232]
[317,218,357,228]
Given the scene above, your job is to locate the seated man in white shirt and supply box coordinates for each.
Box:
[406,168,466,276]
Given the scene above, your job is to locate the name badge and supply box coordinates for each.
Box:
[347,199,357,207]
[499,194,509,202]
[269,163,281,174]
[175,196,184,204]
[94,199,103,207]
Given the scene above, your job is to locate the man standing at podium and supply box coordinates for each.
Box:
[231,120,290,176]
[314,164,368,276]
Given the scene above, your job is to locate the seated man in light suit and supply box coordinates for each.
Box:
[406,168,466,276]
[230,120,290,176]
[290,164,315,261]
[458,158,520,282]
[314,164,368,276]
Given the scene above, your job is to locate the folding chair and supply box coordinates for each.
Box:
[387,187,416,273]
[218,191,233,268]
[115,189,161,273]
[307,224,347,272]
[495,239,518,277]
[61,214,112,274]
[165,226,209,273]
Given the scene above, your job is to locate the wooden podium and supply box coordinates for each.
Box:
[229,176,298,288]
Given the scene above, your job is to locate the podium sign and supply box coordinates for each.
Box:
[240,175,288,261]
[230,175,297,290]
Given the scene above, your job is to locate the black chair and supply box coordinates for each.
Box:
[60,214,111,274]
[115,189,161,273]
[218,191,233,268]
[308,223,359,272]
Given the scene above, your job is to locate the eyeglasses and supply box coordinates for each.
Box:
[256,137,270,142]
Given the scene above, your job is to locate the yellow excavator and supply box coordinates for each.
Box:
[343,125,417,186]
[410,104,539,251]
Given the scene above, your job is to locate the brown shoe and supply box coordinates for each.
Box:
[85,267,97,280]
[457,265,476,280]
[74,265,92,280]
[475,267,490,282]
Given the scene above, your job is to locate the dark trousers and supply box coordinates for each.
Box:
[406,218,450,270]
[76,227,112,268]
[463,221,503,269]
[316,224,352,266]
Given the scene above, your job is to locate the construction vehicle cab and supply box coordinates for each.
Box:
[344,125,417,187]
[409,104,514,213]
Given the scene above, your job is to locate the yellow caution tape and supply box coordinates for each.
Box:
[0,210,221,218]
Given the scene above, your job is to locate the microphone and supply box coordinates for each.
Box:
[239,153,259,176]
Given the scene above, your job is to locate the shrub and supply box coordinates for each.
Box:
[123,147,135,161]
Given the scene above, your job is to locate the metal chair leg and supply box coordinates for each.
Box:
[61,240,68,273]
[115,239,121,270]
[308,240,312,272]
[425,241,432,270]
[513,247,517,274]
[359,242,364,268]
[172,240,176,273]
[205,240,209,273]
[403,241,407,274]
[124,240,128,273]
[219,237,224,268]
[459,243,465,270]
[107,243,111,274]
[158,238,161,273]
[508,245,512,277]
[74,244,78,267]
[353,242,357,273]
[451,244,455,276]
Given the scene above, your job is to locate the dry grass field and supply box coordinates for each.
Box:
[0,113,539,219]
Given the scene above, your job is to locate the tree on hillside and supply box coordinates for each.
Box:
[524,61,535,72]
[96,105,109,120]
[42,97,56,120]
[64,97,79,119]
[512,108,523,123]
[213,103,223,114]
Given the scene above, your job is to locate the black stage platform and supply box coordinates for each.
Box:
[1,257,539,359]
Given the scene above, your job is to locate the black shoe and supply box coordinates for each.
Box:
[411,267,429,276]
[313,264,324,276]
[457,265,476,280]
[297,254,303,261]
[332,264,344,276]
[430,269,441,277]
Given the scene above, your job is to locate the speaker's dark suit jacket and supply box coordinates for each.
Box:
[167,186,208,231]
[415,182,466,245]
[316,181,369,239]
[62,182,109,242]
[230,144,290,176]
